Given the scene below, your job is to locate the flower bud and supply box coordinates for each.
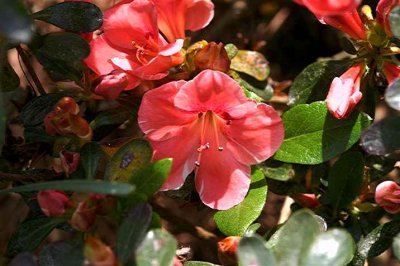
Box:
[94,71,129,100]
[84,236,119,266]
[217,236,241,266]
[70,201,97,232]
[194,42,231,73]
[60,151,80,176]
[37,190,71,217]
[326,63,365,119]
[375,180,400,214]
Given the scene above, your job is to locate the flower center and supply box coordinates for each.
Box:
[194,111,225,168]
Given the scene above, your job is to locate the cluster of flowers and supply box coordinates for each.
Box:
[296,0,400,119]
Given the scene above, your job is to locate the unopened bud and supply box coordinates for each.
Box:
[194,42,231,73]
[37,190,71,217]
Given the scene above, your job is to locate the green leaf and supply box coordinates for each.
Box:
[37,32,90,62]
[129,158,172,201]
[214,169,268,236]
[273,101,371,164]
[80,142,108,180]
[32,2,103,33]
[262,162,295,182]
[238,235,277,266]
[39,242,84,266]
[392,233,400,261]
[135,229,177,266]
[354,220,400,266]
[389,6,400,39]
[0,180,134,196]
[360,116,400,155]
[224,43,238,59]
[301,229,355,266]
[116,203,152,263]
[230,50,269,81]
[104,139,152,182]
[7,216,65,255]
[20,92,72,127]
[269,209,321,265]
[90,108,132,129]
[327,152,364,210]
[288,60,353,106]
[384,78,400,111]
[0,0,32,43]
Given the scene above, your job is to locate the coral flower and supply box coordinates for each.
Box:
[383,62,400,85]
[375,181,400,214]
[37,190,71,217]
[85,0,185,99]
[152,0,214,42]
[294,0,361,16]
[326,63,364,119]
[138,70,284,210]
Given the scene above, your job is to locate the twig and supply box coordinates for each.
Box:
[16,45,46,95]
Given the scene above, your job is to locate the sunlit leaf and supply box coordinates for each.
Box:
[231,50,269,81]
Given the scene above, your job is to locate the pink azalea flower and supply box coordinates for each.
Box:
[152,0,214,42]
[326,63,364,119]
[138,70,284,210]
[294,0,361,16]
[383,62,400,85]
[375,181,400,214]
[85,0,185,99]
[37,190,71,217]
[376,0,399,37]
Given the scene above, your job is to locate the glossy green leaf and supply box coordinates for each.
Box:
[327,152,364,210]
[238,235,277,266]
[104,139,152,182]
[354,220,400,266]
[231,50,269,81]
[288,60,353,106]
[273,101,371,164]
[214,169,268,236]
[90,108,132,129]
[116,203,152,263]
[32,2,103,33]
[37,32,90,62]
[269,210,321,265]
[390,6,400,39]
[135,229,177,266]
[7,216,65,255]
[385,78,400,111]
[0,0,32,43]
[392,233,400,261]
[0,180,134,196]
[361,116,400,155]
[80,142,108,180]
[129,158,172,201]
[20,92,72,127]
[301,229,355,266]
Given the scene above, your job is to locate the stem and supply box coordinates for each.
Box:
[16,45,46,95]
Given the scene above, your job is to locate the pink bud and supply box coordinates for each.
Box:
[375,181,400,214]
[60,151,80,176]
[37,190,71,217]
[326,63,364,119]
[94,71,129,100]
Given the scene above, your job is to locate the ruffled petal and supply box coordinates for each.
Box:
[195,143,250,210]
[85,35,129,75]
[103,0,159,50]
[138,80,197,139]
[224,103,284,165]
[174,70,248,113]
[185,0,215,31]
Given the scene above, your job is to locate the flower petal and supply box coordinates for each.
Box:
[185,0,215,31]
[225,103,284,165]
[153,0,187,42]
[174,70,248,113]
